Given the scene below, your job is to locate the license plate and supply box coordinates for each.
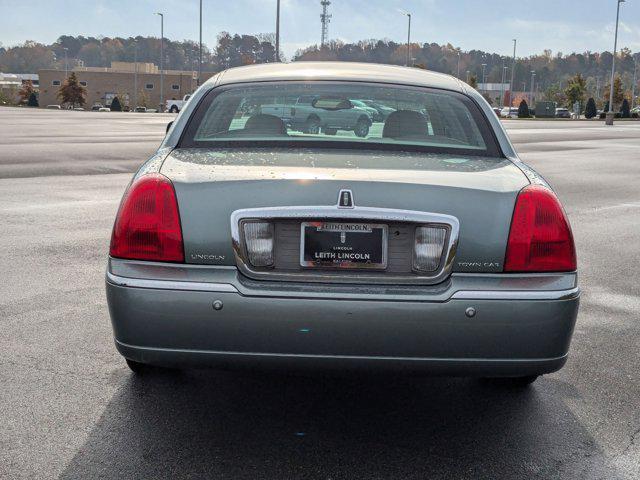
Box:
[300,222,388,270]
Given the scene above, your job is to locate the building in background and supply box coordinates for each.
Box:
[38,62,216,109]
[0,73,39,104]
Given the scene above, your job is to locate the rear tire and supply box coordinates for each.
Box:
[482,375,539,388]
[126,359,178,375]
[304,116,321,134]
[354,117,370,138]
[126,358,148,374]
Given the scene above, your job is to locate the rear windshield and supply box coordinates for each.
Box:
[181,82,499,156]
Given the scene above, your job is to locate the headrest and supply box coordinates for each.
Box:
[243,114,287,135]
[382,110,428,139]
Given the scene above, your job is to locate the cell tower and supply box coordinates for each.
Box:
[320,0,332,47]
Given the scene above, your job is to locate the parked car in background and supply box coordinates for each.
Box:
[350,99,383,121]
[555,108,571,119]
[98,107,111,112]
[91,103,104,111]
[492,107,502,116]
[500,107,518,118]
[261,95,373,137]
[134,106,148,113]
[46,105,61,109]
[107,62,579,387]
[359,99,396,121]
[166,94,191,113]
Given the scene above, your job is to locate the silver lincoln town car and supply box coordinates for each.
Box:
[106,62,579,386]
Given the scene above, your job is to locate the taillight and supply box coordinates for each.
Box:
[109,173,184,262]
[504,185,576,272]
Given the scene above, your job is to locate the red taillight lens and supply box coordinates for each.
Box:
[110,173,184,262]
[504,185,576,272]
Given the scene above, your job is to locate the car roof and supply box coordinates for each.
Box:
[208,61,465,92]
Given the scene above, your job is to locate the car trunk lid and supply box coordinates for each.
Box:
[161,148,529,274]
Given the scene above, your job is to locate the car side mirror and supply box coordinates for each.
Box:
[166,121,173,134]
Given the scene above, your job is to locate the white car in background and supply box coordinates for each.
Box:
[166,95,192,113]
[500,107,519,119]
[350,99,381,121]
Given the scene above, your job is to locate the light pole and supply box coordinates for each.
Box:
[156,12,164,112]
[399,10,411,67]
[481,63,487,91]
[607,0,625,124]
[133,41,138,109]
[191,55,196,93]
[500,64,508,107]
[530,71,536,107]
[275,0,281,62]
[466,70,470,84]
[63,47,68,78]
[457,51,461,78]
[509,39,517,107]
[632,54,638,109]
[198,0,202,85]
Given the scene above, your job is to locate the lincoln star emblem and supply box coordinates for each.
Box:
[337,189,354,208]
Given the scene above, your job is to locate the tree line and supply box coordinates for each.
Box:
[1,34,638,109]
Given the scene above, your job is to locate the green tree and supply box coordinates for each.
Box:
[620,98,631,118]
[518,99,531,118]
[564,73,586,109]
[584,97,597,119]
[468,75,478,89]
[0,88,15,105]
[110,96,122,111]
[57,72,86,108]
[27,91,38,107]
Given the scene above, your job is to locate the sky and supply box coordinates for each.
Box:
[1,0,639,59]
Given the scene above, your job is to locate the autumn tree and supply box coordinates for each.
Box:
[57,72,86,108]
[603,76,624,110]
[468,75,478,89]
[564,74,586,109]
[18,80,36,104]
[137,90,149,108]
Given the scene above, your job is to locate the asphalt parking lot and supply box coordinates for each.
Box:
[1,107,639,479]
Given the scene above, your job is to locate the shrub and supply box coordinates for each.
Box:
[110,96,122,112]
[27,92,39,107]
[620,99,631,118]
[585,98,597,119]
[517,99,531,118]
